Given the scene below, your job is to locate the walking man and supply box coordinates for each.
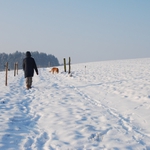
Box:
[23,51,38,89]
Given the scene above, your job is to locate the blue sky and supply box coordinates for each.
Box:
[0,0,150,64]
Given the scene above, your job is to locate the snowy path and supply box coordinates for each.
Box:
[0,58,150,149]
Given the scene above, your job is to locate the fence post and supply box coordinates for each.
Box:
[16,62,18,75]
[68,57,71,74]
[14,62,16,76]
[63,58,66,72]
[14,62,18,76]
[5,62,8,86]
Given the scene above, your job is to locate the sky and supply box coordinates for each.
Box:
[0,58,150,149]
[0,0,150,64]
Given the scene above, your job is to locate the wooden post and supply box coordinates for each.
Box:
[5,62,8,86]
[14,62,18,76]
[14,62,16,76]
[64,58,66,72]
[68,57,71,74]
[16,62,18,75]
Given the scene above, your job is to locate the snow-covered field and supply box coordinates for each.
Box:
[0,58,150,150]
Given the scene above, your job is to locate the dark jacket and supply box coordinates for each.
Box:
[23,52,38,78]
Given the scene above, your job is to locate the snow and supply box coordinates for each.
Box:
[0,58,150,150]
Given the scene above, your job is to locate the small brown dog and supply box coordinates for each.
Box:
[50,67,59,74]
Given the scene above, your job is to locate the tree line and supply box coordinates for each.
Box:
[0,51,60,71]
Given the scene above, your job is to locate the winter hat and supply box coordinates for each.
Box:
[26,51,31,57]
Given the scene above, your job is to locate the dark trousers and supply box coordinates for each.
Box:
[26,77,32,89]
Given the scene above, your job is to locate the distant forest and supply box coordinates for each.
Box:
[0,51,60,71]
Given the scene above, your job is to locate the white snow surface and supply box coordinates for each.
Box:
[0,58,150,150]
